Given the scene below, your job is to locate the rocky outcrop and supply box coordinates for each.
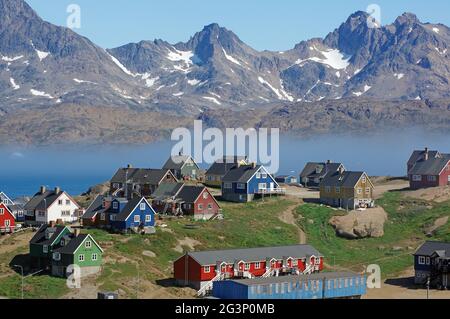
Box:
[329,207,388,239]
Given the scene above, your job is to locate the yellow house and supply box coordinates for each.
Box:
[319,170,374,210]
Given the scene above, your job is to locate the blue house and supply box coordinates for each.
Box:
[275,175,298,185]
[109,197,155,233]
[213,272,366,300]
[221,164,283,203]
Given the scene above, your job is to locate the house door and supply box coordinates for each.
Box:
[270,183,274,191]
[4,220,10,228]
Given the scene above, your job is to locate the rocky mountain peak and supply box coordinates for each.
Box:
[394,12,421,26]
[0,0,40,26]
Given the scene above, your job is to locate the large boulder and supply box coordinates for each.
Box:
[329,207,388,239]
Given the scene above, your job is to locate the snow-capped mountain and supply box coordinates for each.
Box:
[2,0,450,112]
[1,0,450,144]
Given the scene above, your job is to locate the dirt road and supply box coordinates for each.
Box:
[365,268,450,299]
[278,198,307,244]
[373,178,409,199]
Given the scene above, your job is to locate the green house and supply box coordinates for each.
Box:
[163,154,200,180]
[51,233,103,278]
[29,224,71,269]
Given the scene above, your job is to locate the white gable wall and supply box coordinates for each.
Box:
[35,193,79,224]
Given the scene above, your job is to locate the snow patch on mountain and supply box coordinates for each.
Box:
[74,78,97,85]
[1,55,23,62]
[203,96,221,105]
[30,89,53,98]
[35,49,50,61]
[10,78,20,90]
[258,76,293,101]
[296,47,351,70]
[222,48,242,66]
[352,85,372,97]
[188,79,201,86]
[141,73,159,87]
[108,53,136,76]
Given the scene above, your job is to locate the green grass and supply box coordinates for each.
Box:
[0,273,68,299]
[94,197,299,297]
[296,191,450,278]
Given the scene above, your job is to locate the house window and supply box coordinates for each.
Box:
[204,266,211,273]
[110,215,115,221]
[237,183,246,190]
[134,215,140,223]
[53,252,61,261]
[261,173,268,179]
[412,175,422,182]
[335,187,341,193]
[258,183,267,190]
[203,192,209,199]
[79,254,85,262]
[145,215,152,222]
[426,257,430,265]
[100,213,106,221]
[366,188,371,194]
[256,172,261,179]
[255,262,261,270]
[427,176,437,182]
[85,241,92,248]
[207,204,213,210]
[362,176,366,183]
[418,256,426,265]
[0,208,3,215]
[92,253,98,261]
[113,202,118,209]
[325,186,331,193]
[315,258,321,265]
[58,200,63,205]
[61,211,70,216]
[113,183,120,188]
[357,188,362,195]
[198,204,204,210]
[43,245,48,253]
[140,203,146,211]
[224,183,232,189]
[66,200,70,205]
[244,263,251,271]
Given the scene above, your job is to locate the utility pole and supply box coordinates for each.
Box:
[13,265,24,299]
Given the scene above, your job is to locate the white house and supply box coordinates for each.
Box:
[0,191,14,206]
[24,186,82,225]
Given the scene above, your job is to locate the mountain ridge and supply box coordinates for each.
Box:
[1,0,450,144]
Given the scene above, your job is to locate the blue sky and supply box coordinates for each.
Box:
[26,0,450,51]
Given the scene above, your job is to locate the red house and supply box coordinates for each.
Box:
[174,245,323,294]
[152,184,221,220]
[0,202,16,234]
[408,149,450,190]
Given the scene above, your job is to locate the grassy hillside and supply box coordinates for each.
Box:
[0,198,298,299]
[0,190,448,299]
[296,191,450,278]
